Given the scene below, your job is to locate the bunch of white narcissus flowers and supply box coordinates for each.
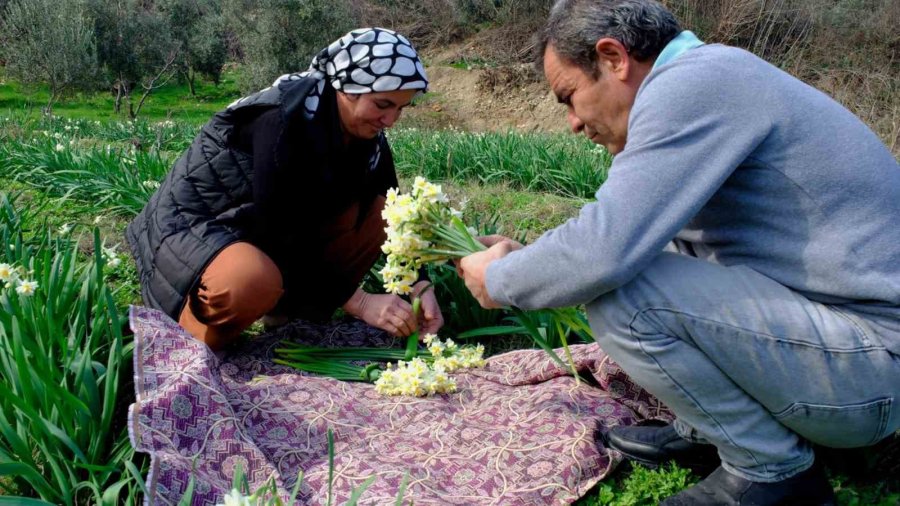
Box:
[0,262,39,297]
[374,333,485,397]
[380,177,483,296]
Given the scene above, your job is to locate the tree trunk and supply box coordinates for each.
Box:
[134,88,151,119]
[43,79,57,116]
[114,81,123,115]
[133,50,179,120]
[44,92,55,116]
[125,82,135,119]
[185,69,196,96]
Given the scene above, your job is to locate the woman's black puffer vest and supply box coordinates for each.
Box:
[126,78,318,319]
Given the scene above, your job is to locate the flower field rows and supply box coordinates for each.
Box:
[2,113,893,505]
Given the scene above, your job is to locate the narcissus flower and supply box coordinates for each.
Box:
[102,246,122,269]
[0,263,14,282]
[373,334,484,396]
[15,279,38,296]
[378,177,581,378]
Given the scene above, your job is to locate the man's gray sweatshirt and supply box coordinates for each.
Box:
[485,44,900,353]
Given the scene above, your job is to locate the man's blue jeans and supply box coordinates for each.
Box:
[587,252,900,482]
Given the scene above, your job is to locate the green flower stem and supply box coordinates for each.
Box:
[423,222,581,380]
[275,345,430,360]
[272,359,369,381]
[450,215,484,252]
[426,226,476,252]
[420,248,473,258]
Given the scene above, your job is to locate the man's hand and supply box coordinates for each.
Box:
[343,288,416,337]
[476,235,523,250]
[412,280,444,336]
[458,235,522,309]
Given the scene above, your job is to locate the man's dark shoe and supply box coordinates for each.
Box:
[661,464,836,505]
[606,422,719,470]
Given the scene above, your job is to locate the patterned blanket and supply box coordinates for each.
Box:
[128,306,672,505]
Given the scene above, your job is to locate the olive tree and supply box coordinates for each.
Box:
[225,0,356,93]
[0,0,98,112]
[158,0,227,94]
[86,0,182,118]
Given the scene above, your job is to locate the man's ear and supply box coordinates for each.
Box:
[594,37,631,80]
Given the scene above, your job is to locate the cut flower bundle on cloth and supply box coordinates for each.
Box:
[374,333,485,396]
[274,326,485,397]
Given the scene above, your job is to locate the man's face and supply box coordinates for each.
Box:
[543,45,635,154]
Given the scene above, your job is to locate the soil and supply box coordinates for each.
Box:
[403,46,569,133]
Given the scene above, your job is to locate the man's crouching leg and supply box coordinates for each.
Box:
[586,252,900,505]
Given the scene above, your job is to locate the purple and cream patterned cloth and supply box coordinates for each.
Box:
[128,306,672,505]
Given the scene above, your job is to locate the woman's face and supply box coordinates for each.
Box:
[336,89,418,140]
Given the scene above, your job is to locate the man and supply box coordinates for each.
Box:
[457,0,900,504]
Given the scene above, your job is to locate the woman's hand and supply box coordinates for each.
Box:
[343,288,416,337]
[412,280,444,336]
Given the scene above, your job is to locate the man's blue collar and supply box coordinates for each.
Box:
[652,30,705,71]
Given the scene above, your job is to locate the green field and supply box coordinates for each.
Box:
[0,67,239,123]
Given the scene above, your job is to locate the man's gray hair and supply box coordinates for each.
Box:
[536,0,681,76]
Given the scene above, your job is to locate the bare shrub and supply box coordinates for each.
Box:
[355,0,554,51]
[353,0,468,46]
[661,0,815,66]
[458,0,555,26]
[479,64,539,95]
[801,0,900,155]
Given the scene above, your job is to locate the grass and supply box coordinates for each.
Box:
[439,179,585,243]
[0,104,898,504]
[0,178,141,310]
[576,462,700,506]
[0,68,239,123]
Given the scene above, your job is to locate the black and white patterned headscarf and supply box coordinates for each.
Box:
[229,28,428,119]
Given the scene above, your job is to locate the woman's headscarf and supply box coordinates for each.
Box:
[230,28,429,119]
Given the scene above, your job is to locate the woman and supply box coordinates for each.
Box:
[126,28,442,351]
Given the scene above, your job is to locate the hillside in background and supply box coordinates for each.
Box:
[0,0,897,154]
[385,0,898,155]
